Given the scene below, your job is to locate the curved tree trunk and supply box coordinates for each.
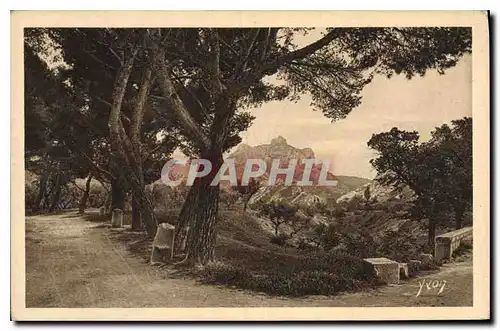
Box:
[128,179,157,237]
[428,218,436,249]
[107,47,136,218]
[454,204,465,229]
[78,175,93,214]
[175,151,223,265]
[173,182,199,254]
[106,53,157,236]
[34,172,48,212]
[131,195,142,230]
[138,191,157,237]
[111,177,126,211]
[48,173,62,212]
[184,184,220,265]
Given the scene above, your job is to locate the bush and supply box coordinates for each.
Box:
[309,223,341,250]
[198,251,372,297]
[371,202,384,210]
[341,231,378,258]
[345,196,363,212]
[461,238,473,250]
[420,255,442,270]
[200,261,248,284]
[452,239,473,260]
[297,237,316,250]
[270,234,290,247]
[331,207,346,219]
[25,180,39,211]
[377,228,427,262]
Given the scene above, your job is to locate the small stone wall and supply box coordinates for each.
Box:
[434,227,473,262]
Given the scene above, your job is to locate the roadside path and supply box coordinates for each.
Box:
[25,211,472,307]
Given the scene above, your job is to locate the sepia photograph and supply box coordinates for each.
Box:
[11,11,490,321]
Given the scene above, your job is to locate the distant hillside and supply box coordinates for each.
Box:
[159,137,372,208]
[335,175,372,190]
[333,175,372,198]
[336,180,414,205]
[228,137,371,206]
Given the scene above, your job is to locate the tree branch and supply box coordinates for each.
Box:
[142,144,164,161]
[81,151,114,180]
[206,29,225,96]
[276,30,338,65]
[147,35,211,151]
[233,29,261,80]
[259,28,271,62]
[130,67,154,152]
[68,179,86,192]
[231,30,339,94]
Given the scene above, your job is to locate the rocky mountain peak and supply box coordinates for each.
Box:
[270,136,287,146]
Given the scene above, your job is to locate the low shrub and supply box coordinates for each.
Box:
[331,208,346,218]
[341,231,379,258]
[452,239,473,260]
[270,234,290,247]
[420,256,442,270]
[200,261,248,285]
[377,228,427,262]
[198,251,373,297]
[461,238,473,250]
[297,237,316,251]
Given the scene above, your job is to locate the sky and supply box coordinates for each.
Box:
[239,53,472,179]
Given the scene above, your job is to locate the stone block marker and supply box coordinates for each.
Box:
[150,222,175,265]
[111,209,123,228]
[363,257,400,285]
[435,226,473,262]
[99,207,105,216]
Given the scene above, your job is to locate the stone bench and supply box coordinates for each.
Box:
[435,227,473,262]
[363,257,399,285]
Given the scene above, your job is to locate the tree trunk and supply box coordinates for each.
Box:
[78,175,93,214]
[138,193,157,237]
[48,174,62,212]
[175,150,223,265]
[129,67,153,233]
[183,183,220,265]
[131,195,142,230]
[111,178,126,211]
[125,175,157,237]
[107,48,136,213]
[34,172,48,211]
[173,181,199,254]
[454,204,465,229]
[428,218,436,248]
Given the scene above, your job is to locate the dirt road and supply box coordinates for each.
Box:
[25,211,473,307]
